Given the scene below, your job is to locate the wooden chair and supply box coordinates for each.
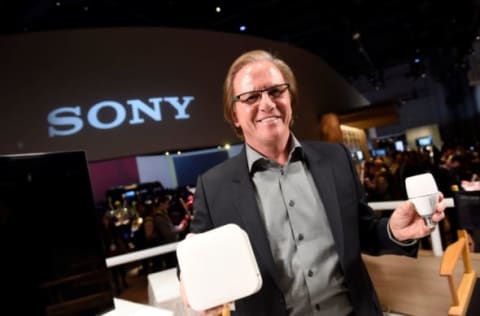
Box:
[222,304,231,316]
[440,230,477,316]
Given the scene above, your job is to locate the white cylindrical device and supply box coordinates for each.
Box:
[405,173,439,228]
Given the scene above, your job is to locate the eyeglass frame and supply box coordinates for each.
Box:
[232,83,290,105]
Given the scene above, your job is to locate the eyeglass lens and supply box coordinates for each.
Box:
[235,83,289,105]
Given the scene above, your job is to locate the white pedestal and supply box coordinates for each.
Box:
[147,268,199,316]
[102,298,173,316]
[147,268,182,311]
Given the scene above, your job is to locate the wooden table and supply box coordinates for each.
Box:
[363,250,480,316]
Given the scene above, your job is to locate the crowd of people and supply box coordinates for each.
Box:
[360,144,480,202]
[100,185,193,293]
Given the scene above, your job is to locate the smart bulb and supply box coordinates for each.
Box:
[405,173,439,228]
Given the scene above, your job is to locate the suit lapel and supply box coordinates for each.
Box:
[229,150,282,289]
[302,143,345,260]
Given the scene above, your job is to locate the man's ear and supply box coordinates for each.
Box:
[232,110,240,127]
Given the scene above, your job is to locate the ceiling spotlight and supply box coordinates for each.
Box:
[239,25,247,32]
[216,6,221,13]
[352,32,361,40]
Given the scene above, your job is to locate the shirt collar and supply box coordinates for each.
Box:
[246,134,304,174]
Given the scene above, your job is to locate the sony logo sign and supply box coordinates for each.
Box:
[47,96,193,137]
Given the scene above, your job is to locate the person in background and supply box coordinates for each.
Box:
[180,49,446,316]
[318,112,343,143]
[101,209,129,294]
[145,195,188,270]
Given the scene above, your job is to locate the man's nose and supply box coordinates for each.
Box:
[258,92,276,110]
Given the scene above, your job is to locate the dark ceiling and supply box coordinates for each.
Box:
[2,0,480,81]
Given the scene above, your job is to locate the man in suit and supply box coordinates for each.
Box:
[180,49,446,316]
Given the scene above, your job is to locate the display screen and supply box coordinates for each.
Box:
[375,148,387,156]
[0,151,114,315]
[356,150,364,161]
[394,140,405,152]
[416,136,432,147]
[124,190,136,198]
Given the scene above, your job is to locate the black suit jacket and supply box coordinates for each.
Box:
[190,141,417,316]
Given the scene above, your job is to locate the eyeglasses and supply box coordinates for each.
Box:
[232,83,290,105]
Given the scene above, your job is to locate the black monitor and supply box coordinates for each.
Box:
[453,190,480,252]
[0,151,115,315]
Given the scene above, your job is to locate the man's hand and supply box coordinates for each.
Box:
[389,192,446,241]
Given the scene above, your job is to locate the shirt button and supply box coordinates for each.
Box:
[308,270,313,277]
[315,304,320,311]
[298,234,304,241]
[289,200,294,207]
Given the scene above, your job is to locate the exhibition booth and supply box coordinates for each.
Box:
[1,26,479,315]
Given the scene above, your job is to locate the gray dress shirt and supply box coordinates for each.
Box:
[246,136,353,316]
